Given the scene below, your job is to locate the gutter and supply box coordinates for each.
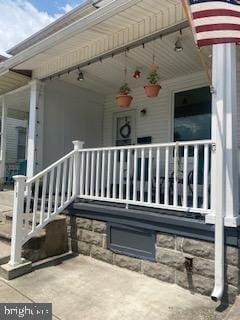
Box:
[0,0,141,75]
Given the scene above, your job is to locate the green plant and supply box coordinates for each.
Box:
[119,83,131,95]
[147,70,160,85]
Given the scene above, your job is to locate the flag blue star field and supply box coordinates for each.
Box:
[187,0,240,46]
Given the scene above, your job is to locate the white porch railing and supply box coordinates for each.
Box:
[9,143,80,266]
[76,140,213,214]
[10,139,213,266]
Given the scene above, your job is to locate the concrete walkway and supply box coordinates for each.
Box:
[0,255,231,320]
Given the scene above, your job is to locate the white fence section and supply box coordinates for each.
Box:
[10,140,213,266]
[77,140,213,214]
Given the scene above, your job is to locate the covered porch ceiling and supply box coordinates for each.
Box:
[0,87,30,120]
[0,71,30,96]
[57,27,212,96]
[7,0,187,80]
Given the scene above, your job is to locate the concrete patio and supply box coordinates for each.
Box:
[0,255,232,320]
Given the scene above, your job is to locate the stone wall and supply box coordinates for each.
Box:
[66,216,239,304]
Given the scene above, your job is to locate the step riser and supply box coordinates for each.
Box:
[0,256,10,265]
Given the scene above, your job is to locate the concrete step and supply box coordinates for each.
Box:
[0,190,14,208]
[0,215,68,268]
[0,241,11,265]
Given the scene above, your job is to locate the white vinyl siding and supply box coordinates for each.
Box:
[103,71,209,147]
[43,80,104,168]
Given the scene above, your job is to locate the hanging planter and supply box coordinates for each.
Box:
[116,83,133,108]
[116,52,133,108]
[144,42,161,98]
[144,69,161,98]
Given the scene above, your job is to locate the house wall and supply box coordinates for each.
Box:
[6,117,28,164]
[43,80,104,167]
[103,70,240,146]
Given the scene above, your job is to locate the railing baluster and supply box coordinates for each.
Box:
[155,147,160,204]
[61,160,67,206]
[148,148,152,203]
[101,150,106,197]
[126,149,131,202]
[85,151,90,195]
[183,145,188,207]
[47,169,54,218]
[107,150,111,198]
[80,152,85,196]
[203,144,209,210]
[133,149,137,201]
[193,144,199,208]
[90,151,95,197]
[140,148,145,202]
[67,156,73,201]
[54,164,61,211]
[24,183,32,231]
[95,151,100,197]
[40,175,47,224]
[173,144,179,206]
[119,150,124,199]
[32,179,39,231]
[113,150,117,198]
[164,147,169,205]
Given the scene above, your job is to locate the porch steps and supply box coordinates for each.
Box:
[0,213,69,277]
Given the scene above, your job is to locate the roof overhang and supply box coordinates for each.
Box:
[0,0,187,80]
[0,70,30,96]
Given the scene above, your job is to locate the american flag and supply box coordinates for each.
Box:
[187,0,240,47]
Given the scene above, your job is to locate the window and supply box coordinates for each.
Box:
[17,127,27,161]
[174,87,211,141]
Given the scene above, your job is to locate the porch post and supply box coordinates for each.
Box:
[72,140,84,197]
[0,96,7,188]
[26,80,45,178]
[206,43,239,227]
[224,44,239,226]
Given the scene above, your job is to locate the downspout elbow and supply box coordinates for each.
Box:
[211,283,224,302]
[211,215,225,302]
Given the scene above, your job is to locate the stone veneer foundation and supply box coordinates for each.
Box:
[66,215,239,304]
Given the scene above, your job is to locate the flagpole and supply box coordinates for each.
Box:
[181,0,212,88]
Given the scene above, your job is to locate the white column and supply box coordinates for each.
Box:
[0,96,7,186]
[225,44,239,226]
[26,80,44,178]
[206,43,239,227]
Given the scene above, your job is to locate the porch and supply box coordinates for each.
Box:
[1,25,239,225]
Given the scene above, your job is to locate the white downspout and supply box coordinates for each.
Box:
[210,44,226,302]
[210,43,238,301]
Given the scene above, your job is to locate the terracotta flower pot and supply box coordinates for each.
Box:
[144,84,161,97]
[116,95,133,108]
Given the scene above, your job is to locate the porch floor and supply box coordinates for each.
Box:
[0,255,229,320]
[75,198,205,221]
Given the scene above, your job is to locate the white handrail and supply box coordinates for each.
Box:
[27,150,76,184]
[78,140,213,152]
